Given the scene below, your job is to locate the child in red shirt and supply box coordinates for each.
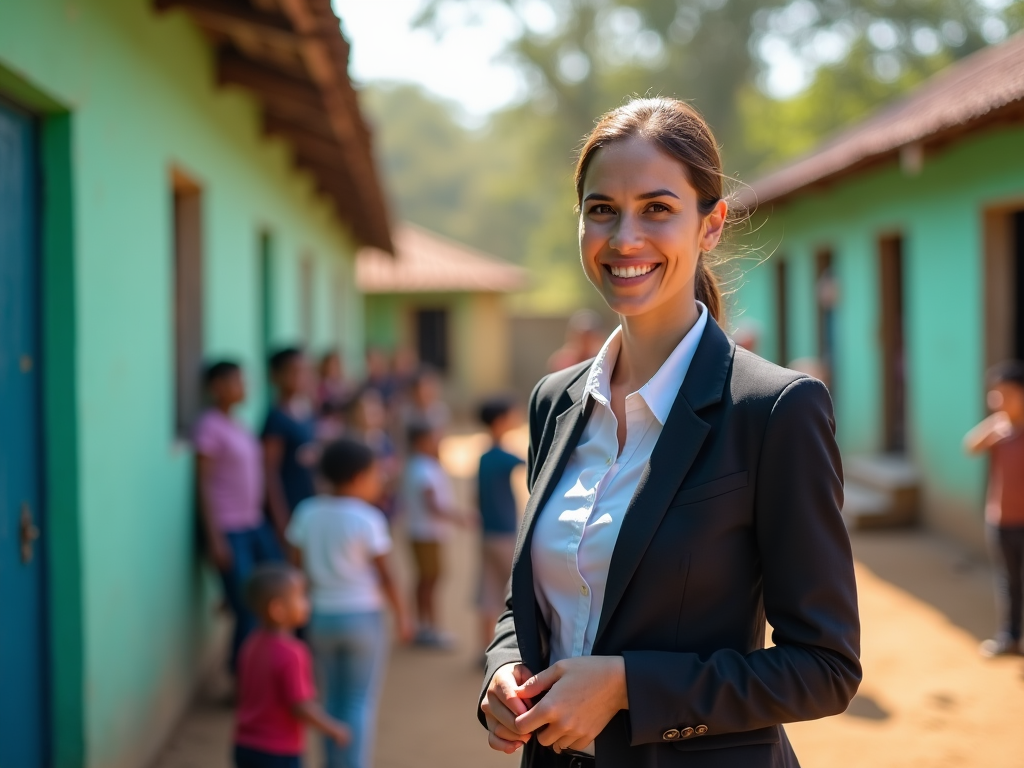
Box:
[964,361,1024,658]
[234,564,350,767]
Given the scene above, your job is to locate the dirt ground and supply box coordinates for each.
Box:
[151,432,1024,768]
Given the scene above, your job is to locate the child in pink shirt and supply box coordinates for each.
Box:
[194,361,283,674]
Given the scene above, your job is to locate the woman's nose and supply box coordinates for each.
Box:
[609,215,644,253]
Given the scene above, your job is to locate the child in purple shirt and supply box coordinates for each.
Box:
[195,361,283,675]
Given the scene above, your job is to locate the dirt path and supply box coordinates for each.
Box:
[152,432,1024,768]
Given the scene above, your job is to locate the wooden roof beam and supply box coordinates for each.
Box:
[263,111,335,144]
[217,48,322,107]
[155,0,300,49]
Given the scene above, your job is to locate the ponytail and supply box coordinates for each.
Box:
[694,255,722,322]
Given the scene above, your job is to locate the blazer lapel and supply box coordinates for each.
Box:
[593,319,735,650]
[512,371,592,670]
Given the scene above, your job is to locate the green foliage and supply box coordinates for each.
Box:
[739,40,954,172]
[363,0,1024,313]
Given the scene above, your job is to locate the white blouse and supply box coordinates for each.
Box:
[532,303,709,667]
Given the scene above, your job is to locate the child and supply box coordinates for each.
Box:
[194,361,282,674]
[476,398,525,657]
[234,564,350,768]
[401,422,463,647]
[263,348,318,534]
[317,350,355,419]
[964,360,1024,657]
[344,389,400,524]
[400,368,451,441]
[286,439,412,768]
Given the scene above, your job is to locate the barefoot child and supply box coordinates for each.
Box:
[476,398,525,658]
[286,439,412,768]
[234,564,349,768]
[964,361,1024,657]
[401,422,465,647]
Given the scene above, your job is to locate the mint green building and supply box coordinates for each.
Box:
[730,34,1024,552]
[0,1,390,766]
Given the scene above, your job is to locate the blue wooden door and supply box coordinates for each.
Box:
[0,99,46,767]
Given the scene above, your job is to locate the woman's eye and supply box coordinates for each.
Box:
[589,204,615,215]
[646,202,670,213]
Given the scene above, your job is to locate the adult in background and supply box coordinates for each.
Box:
[547,309,605,373]
[194,361,282,674]
[263,348,318,536]
[479,97,861,767]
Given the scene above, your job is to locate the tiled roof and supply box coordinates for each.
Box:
[157,0,393,251]
[739,32,1024,208]
[356,224,529,294]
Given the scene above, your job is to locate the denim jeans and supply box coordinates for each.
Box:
[307,611,388,768]
[988,524,1024,642]
[220,521,284,673]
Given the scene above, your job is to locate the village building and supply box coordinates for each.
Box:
[357,223,528,411]
[731,33,1024,552]
[0,1,390,766]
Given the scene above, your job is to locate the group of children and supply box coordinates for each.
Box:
[193,347,524,768]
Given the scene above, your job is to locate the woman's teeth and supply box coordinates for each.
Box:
[609,264,655,279]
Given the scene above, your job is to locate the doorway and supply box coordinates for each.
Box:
[879,234,907,453]
[0,98,47,766]
[984,206,1024,368]
[816,249,837,389]
[774,258,789,366]
[416,308,450,373]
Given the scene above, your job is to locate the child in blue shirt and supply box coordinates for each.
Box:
[476,397,525,658]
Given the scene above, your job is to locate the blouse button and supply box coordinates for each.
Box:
[606,456,613,465]
[580,584,589,596]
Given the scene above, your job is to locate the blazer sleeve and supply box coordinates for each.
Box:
[622,377,861,743]
[477,377,547,726]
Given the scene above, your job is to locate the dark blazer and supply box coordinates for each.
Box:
[480,317,861,768]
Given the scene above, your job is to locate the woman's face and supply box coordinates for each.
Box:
[579,137,726,321]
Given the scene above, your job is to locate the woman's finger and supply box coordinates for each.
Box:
[511,663,536,686]
[515,699,558,738]
[487,730,526,754]
[493,665,532,716]
[486,689,530,734]
[490,720,530,743]
[515,665,560,699]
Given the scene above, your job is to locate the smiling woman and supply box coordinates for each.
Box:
[478,98,862,768]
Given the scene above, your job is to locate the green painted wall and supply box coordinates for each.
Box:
[0,1,365,766]
[731,125,1024,550]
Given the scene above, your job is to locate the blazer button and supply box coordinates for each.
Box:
[662,728,680,741]
[695,725,708,736]
[680,727,695,739]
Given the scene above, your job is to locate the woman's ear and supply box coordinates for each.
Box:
[699,199,729,252]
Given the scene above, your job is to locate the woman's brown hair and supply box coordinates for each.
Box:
[574,97,726,321]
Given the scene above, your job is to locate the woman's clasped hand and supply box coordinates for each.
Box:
[482,657,628,754]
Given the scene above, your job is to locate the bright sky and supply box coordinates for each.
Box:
[332,0,526,118]
[331,0,817,115]
[333,1,1013,113]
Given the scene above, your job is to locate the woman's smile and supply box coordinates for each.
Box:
[604,262,661,284]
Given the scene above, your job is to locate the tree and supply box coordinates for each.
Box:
[364,1,1023,312]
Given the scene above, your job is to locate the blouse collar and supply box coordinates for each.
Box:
[582,301,709,426]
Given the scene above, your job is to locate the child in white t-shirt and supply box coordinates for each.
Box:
[286,439,411,768]
[400,422,466,648]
